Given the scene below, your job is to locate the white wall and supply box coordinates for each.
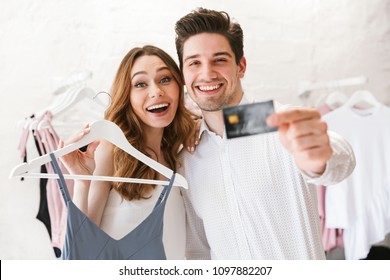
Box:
[1,0,389,259]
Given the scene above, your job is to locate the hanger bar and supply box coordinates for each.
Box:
[10,120,189,189]
[16,173,177,186]
[298,76,368,98]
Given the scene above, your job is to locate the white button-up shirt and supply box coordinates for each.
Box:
[178,98,355,260]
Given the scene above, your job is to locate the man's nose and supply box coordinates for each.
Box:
[200,63,217,80]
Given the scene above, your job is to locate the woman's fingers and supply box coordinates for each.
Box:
[64,123,91,146]
[58,124,98,176]
[86,140,100,157]
[185,119,201,153]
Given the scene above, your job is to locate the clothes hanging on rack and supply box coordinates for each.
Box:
[47,87,106,140]
[316,98,346,255]
[323,103,390,259]
[34,111,74,258]
[49,153,174,260]
[316,185,344,252]
[32,132,52,241]
[17,112,74,258]
[18,116,56,254]
[15,84,106,258]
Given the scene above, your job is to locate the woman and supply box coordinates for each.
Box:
[59,45,196,259]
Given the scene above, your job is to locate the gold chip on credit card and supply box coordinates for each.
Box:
[228,115,239,124]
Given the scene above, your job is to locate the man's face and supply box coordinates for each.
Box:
[182,32,246,112]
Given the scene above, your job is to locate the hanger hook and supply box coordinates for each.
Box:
[93,91,112,106]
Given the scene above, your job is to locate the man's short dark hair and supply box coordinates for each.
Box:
[175,7,244,69]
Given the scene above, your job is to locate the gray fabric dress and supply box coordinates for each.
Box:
[49,153,174,260]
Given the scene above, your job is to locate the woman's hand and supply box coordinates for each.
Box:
[58,123,100,176]
[184,117,202,153]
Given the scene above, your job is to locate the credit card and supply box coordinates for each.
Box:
[223,100,277,139]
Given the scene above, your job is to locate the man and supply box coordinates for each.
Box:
[175,8,356,259]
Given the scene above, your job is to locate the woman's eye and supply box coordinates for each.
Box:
[135,82,146,88]
[160,77,171,84]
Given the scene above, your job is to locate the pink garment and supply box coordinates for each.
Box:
[316,103,344,252]
[317,103,332,116]
[316,185,344,251]
[35,111,74,255]
[17,124,30,160]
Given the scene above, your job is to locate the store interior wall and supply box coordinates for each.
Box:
[1,0,389,259]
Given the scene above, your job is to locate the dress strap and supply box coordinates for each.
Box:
[153,173,175,210]
[49,153,71,203]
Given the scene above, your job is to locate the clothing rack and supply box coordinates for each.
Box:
[298,76,368,99]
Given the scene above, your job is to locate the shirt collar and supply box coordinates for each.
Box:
[199,93,250,137]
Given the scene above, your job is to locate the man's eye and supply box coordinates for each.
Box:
[189,61,200,66]
[215,58,227,63]
[160,77,171,83]
[135,82,146,88]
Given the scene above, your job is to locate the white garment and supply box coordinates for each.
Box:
[323,104,390,259]
[99,185,186,260]
[178,97,355,260]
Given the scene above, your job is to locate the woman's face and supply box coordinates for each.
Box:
[130,55,180,130]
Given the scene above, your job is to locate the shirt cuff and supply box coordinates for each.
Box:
[300,130,356,186]
[300,162,331,184]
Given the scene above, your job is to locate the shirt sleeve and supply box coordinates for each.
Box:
[302,130,356,186]
[182,190,211,260]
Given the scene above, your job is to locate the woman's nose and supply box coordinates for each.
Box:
[149,83,164,98]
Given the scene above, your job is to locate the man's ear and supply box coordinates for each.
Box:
[238,56,247,78]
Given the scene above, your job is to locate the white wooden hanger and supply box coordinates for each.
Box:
[51,86,106,116]
[10,120,188,189]
[34,86,107,131]
[34,85,106,121]
[16,75,98,130]
[325,91,348,109]
[33,86,78,119]
[52,70,93,96]
[345,90,381,109]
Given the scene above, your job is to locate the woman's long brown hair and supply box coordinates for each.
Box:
[104,45,194,200]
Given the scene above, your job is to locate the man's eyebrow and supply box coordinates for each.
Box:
[214,52,232,58]
[184,52,233,63]
[184,54,200,63]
